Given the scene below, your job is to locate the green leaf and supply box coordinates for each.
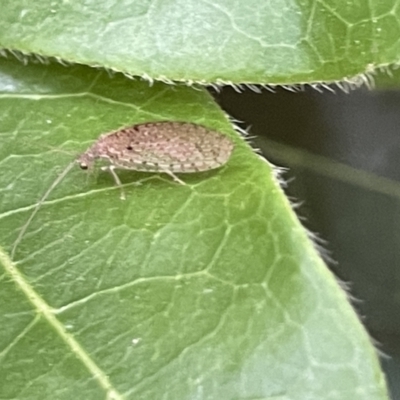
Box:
[0,58,388,399]
[0,0,398,84]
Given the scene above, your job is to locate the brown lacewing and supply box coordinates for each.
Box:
[77,121,235,199]
[11,121,235,258]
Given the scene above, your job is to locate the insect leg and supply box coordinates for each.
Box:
[160,168,186,185]
[101,165,126,200]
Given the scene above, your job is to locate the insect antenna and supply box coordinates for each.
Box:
[11,160,76,260]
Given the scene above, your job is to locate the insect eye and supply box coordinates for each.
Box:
[80,163,88,170]
[126,145,133,150]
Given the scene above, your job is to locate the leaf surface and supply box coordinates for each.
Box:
[0,58,388,399]
[0,0,398,83]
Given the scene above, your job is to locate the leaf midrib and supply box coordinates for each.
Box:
[0,246,124,400]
